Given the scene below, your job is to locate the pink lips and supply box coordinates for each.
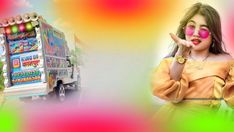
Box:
[191,38,201,45]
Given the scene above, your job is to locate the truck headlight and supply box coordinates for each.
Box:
[41,73,46,82]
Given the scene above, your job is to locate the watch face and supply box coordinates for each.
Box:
[176,56,185,64]
[179,58,185,63]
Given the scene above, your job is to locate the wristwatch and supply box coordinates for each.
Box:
[175,55,187,64]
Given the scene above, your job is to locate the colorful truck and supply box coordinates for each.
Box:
[0,13,80,101]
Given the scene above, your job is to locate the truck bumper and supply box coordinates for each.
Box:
[4,82,48,98]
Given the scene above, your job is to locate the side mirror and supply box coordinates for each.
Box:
[66,56,70,61]
[66,57,72,67]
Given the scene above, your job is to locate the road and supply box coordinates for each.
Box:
[2,88,81,107]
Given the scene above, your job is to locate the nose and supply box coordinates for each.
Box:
[193,27,200,36]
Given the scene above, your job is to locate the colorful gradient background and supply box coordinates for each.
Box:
[1,0,234,132]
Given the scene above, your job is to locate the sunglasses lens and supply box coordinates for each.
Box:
[184,26,210,39]
[184,26,194,36]
[199,29,210,39]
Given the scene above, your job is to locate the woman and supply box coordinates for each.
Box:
[151,2,234,121]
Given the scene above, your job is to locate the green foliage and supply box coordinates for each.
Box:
[70,46,83,66]
[0,62,4,90]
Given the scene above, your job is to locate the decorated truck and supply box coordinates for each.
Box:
[0,13,80,101]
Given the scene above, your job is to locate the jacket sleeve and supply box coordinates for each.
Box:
[223,62,234,108]
[151,58,189,103]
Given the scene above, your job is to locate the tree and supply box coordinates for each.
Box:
[70,46,83,67]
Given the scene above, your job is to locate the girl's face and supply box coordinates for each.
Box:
[184,14,212,51]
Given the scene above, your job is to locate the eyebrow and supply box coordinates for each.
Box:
[187,20,209,28]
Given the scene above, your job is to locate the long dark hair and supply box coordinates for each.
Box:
[167,2,228,57]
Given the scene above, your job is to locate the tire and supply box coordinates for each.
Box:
[55,83,66,102]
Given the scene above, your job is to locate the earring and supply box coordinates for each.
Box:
[212,43,215,48]
[212,39,215,48]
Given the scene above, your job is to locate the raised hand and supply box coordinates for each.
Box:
[170,33,194,56]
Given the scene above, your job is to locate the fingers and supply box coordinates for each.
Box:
[188,41,195,48]
[169,33,180,43]
[180,40,194,48]
[170,33,194,48]
[184,40,194,48]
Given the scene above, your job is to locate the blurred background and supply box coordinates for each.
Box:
[1,0,234,131]
[1,0,234,110]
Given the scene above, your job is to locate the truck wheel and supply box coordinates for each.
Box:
[55,83,66,102]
